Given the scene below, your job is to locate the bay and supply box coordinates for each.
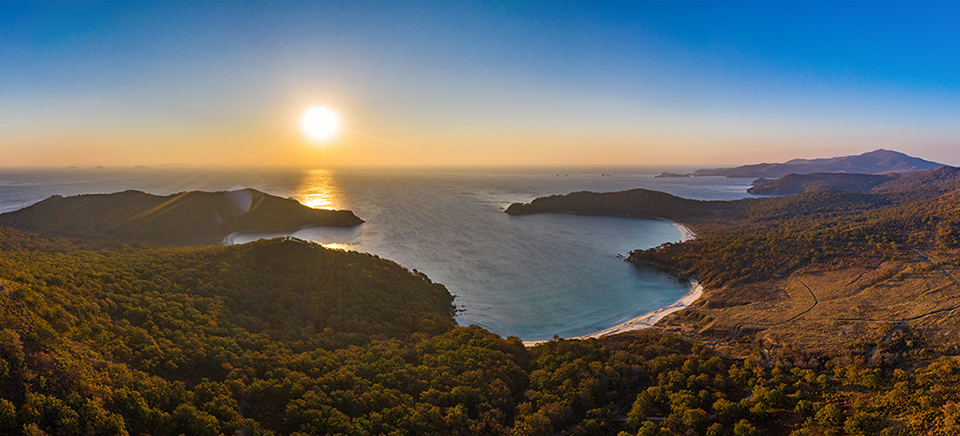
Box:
[0,167,754,341]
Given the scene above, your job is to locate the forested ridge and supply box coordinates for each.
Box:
[746,173,895,195]
[504,189,732,222]
[4,178,960,434]
[746,166,960,195]
[629,186,960,288]
[0,226,959,435]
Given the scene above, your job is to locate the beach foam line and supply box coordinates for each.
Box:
[523,280,703,347]
[222,232,240,245]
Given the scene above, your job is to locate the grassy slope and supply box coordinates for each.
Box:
[650,187,960,354]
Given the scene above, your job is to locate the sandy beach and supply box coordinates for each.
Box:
[523,280,702,346]
[676,222,697,241]
[524,221,701,347]
[573,280,702,340]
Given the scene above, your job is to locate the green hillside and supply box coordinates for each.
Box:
[1,179,960,434]
[2,228,960,435]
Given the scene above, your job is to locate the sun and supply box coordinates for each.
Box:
[301,106,340,142]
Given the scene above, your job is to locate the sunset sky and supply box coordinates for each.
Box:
[3,1,960,168]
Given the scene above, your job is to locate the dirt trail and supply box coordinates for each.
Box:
[729,247,960,345]
[730,277,819,340]
[910,247,960,288]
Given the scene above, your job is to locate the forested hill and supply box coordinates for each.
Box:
[747,166,960,195]
[4,230,960,434]
[4,198,960,434]
[747,173,896,195]
[0,189,363,245]
[504,188,733,222]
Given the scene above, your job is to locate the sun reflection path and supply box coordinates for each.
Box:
[296,169,341,210]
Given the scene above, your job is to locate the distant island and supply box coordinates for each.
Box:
[664,149,944,179]
[0,189,363,245]
[654,171,691,178]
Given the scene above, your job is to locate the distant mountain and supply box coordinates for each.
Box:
[693,149,944,178]
[0,189,363,245]
[747,166,960,195]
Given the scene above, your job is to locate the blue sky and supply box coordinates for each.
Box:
[2,1,959,167]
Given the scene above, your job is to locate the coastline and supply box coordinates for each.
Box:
[574,280,701,340]
[675,222,697,241]
[523,221,701,347]
[222,231,240,245]
[522,280,702,347]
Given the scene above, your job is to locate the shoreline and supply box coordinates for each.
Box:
[523,221,701,347]
[522,280,702,347]
[675,222,697,242]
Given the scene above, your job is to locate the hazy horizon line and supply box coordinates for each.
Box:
[0,163,711,173]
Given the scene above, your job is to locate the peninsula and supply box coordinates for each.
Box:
[504,187,731,222]
[0,189,363,246]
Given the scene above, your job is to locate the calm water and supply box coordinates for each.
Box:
[0,167,754,341]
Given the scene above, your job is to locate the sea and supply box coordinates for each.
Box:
[0,167,755,341]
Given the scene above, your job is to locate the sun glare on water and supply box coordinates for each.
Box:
[301,106,340,142]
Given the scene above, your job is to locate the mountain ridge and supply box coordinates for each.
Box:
[691,149,944,178]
